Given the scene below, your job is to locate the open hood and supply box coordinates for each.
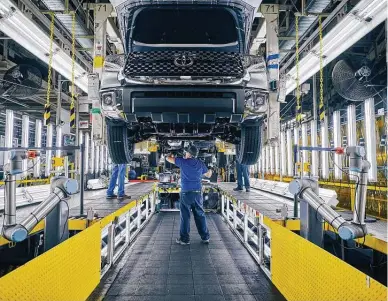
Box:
[112,0,255,54]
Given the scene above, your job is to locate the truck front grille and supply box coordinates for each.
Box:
[123,51,244,78]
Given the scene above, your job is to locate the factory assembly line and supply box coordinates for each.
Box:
[0,0,387,300]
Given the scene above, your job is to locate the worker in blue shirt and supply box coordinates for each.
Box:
[166,145,213,245]
[106,164,131,200]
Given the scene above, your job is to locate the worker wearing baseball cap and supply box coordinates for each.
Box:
[166,144,213,245]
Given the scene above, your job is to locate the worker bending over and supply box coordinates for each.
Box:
[166,145,212,245]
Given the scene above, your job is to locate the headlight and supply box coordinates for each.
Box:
[245,89,267,113]
[101,92,116,108]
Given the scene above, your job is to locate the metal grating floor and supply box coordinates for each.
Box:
[218,183,387,243]
[96,212,285,301]
[70,182,155,218]
[0,182,155,234]
[218,183,295,219]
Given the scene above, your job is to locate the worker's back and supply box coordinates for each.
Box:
[175,157,207,192]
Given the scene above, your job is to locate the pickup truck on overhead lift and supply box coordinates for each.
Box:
[100,0,269,165]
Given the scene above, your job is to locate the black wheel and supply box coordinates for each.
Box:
[107,122,133,164]
[217,152,226,168]
[236,119,262,165]
[148,152,160,167]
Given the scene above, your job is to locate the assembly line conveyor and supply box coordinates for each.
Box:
[0,181,386,301]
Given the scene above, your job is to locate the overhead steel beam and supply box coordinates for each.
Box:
[18,0,92,71]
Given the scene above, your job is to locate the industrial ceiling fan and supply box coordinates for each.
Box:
[331,59,382,102]
[0,64,42,99]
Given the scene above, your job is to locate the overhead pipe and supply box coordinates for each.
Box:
[33,120,42,178]
[333,111,342,179]
[364,98,377,182]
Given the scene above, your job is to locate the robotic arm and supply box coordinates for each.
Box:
[289,146,369,241]
[3,151,78,242]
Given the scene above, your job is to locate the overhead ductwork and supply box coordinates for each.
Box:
[41,0,93,55]
[279,0,332,62]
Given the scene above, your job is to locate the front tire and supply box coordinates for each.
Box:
[237,119,262,165]
[107,122,133,164]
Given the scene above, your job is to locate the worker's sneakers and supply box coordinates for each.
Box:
[106,194,117,199]
[233,187,243,191]
[246,188,250,192]
[117,195,131,201]
[202,239,210,244]
[176,238,190,245]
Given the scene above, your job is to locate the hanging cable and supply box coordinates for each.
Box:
[70,11,76,129]
[44,12,55,126]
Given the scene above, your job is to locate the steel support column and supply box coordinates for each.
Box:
[269,146,274,174]
[95,145,100,175]
[5,109,14,164]
[347,104,357,180]
[263,6,280,140]
[21,115,29,177]
[100,144,104,174]
[310,120,318,177]
[90,139,95,174]
[84,132,90,174]
[265,145,270,174]
[34,120,42,178]
[274,143,280,175]
[280,131,286,176]
[364,98,377,181]
[320,119,329,179]
[301,122,308,176]
[45,124,53,177]
[333,110,342,179]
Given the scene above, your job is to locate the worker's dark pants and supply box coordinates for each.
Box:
[179,191,210,243]
[236,163,250,189]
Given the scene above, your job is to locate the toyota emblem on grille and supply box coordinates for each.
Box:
[173,54,194,67]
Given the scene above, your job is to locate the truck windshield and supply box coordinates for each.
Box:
[132,8,238,45]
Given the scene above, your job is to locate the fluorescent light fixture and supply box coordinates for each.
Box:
[0,0,88,93]
[286,0,387,94]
